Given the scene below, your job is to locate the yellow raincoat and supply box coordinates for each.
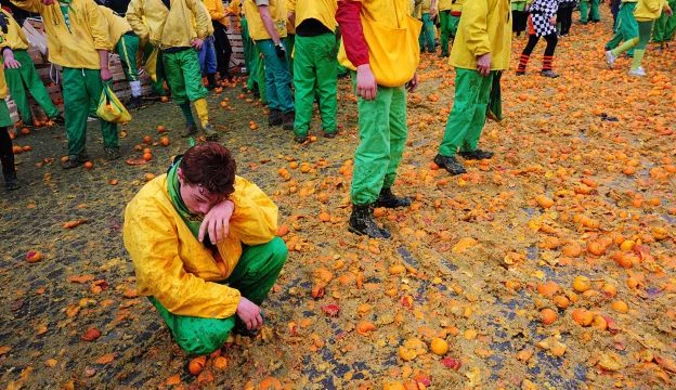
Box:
[11,0,112,69]
[287,0,337,30]
[450,0,511,71]
[1,9,29,50]
[243,0,288,40]
[204,0,228,26]
[438,0,452,10]
[126,0,211,49]
[123,174,279,319]
[634,0,670,21]
[98,5,132,46]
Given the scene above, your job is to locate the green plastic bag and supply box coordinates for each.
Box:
[96,85,132,124]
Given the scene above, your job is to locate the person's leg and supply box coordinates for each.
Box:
[257,39,282,122]
[460,72,494,153]
[149,297,235,355]
[117,35,143,106]
[204,37,219,89]
[179,50,214,137]
[226,237,288,305]
[439,11,450,56]
[163,51,197,134]
[517,34,540,73]
[61,68,89,164]
[654,13,667,43]
[14,51,60,120]
[213,24,231,79]
[564,7,574,35]
[5,62,32,125]
[0,104,19,190]
[382,85,407,190]
[274,38,294,115]
[630,21,654,71]
[314,33,338,137]
[449,15,460,38]
[591,0,601,22]
[84,70,119,157]
[284,33,295,79]
[542,33,559,73]
[438,69,483,158]
[292,35,315,140]
[423,13,436,52]
[579,0,589,23]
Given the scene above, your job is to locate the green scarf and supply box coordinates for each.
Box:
[167,157,203,239]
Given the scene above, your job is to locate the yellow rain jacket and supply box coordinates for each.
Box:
[126,0,211,50]
[338,0,422,87]
[204,0,228,26]
[197,1,215,35]
[287,0,337,31]
[422,0,432,13]
[450,0,463,13]
[438,0,452,11]
[634,0,670,21]
[244,0,288,40]
[123,174,279,319]
[98,5,132,46]
[450,0,511,71]
[1,10,29,50]
[11,0,112,69]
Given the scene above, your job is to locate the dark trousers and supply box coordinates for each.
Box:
[1,127,16,178]
[513,10,528,35]
[522,33,558,57]
[558,7,574,35]
[213,22,233,79]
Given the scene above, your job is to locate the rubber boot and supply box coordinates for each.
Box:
[375,187,411,208]
[1,154,20,191]
[206,74,218,90]
[348,204,391,239]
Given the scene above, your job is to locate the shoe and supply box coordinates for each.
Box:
[1,155,20,191]
[628,67,646,77]
[268,109,282,126]
[203,124,220,141]
[50,114,66,126]
[516,71,526,76]
[433,154,466,175]
[104,147,121,161]
[206,74,218,90]
[181,123,198,138]
[126,96,143,110]
[62,156,82,169]
[605,50,616,69]
[323,131,336,139]
[348,204,391,239]
[282,111,295,131]
[5,173,20,191]
[294,135,307,144]
[459,149,494,160]
[541,70,560,78]
[375,187,411,209]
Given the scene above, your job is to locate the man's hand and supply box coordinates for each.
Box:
[100,67,112,81]
[356,64,377,100]
[274,43,286,58]
[476,53,491,77]
[406,73,418,93]
[3,51,21,69]
[430,6,437,17]
[236,297,263,330]
[198,199,234,244]
[191,38,204,50]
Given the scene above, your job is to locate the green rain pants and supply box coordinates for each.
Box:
[580,0,601,23]
[439,11,453,56]
[149,237,288,355]
[5,50,60,123]
[162,49,208,105]
[350,75,408,206]
[438,68,494,157]
[256,39,294,113]
[242,16,266,102]
[116,33,140,81]
[62,68,118,157]
[611,21,653,69]
[419,13,436,53]
[286,33,295,78]
[652,0,676,42]
[606,2,638,55]
[293,33,337,137]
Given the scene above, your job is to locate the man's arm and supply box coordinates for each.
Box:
[227,177,279,245]
[85,0,114,80]
[126,0,150,41]
[336,0,378,100]
[461,0,491,76]
[186,0,211,39]
[257,4,281,44]
[287,0,296,26]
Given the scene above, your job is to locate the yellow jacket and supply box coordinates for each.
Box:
[1,10,29,51]
[123,174,279,319]
[438,0,452,11]
[244,0,288,40]
[99,5,132,46]
[634,0,669,21]
[197,1,215,35]
[287,0,337,31]
[204,0,228,26]
[126,0,211,50]
[450,0,463,12]
[11,0,112,69]
[450,0,511,71]
[422,0,432,13]
[0,38,8,100]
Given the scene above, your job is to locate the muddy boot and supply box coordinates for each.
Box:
[458,149,494,160]
[206,74,218,90]
[1,154,20,191]
[282,111,295,131]
[181,123,198,138]
[268,109,282,126]
[203,124,220,141]
[348,204,391,239]
[375,187,411,209]
[434,154,466,175]
[126,96,144,110]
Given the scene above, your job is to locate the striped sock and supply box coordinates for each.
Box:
[517,54,530,73]
[543,56,554,71]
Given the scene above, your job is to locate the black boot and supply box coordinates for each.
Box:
[458,149,494,160]
[434,154,466,175]
[348,204,391,239]
[268,109,283,126]
[206,74,218,90]
[282,111,295,131]
[1,154,20,191]
[376,187,411,208]
[126,95,144,109]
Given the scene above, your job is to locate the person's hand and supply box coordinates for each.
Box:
[191,38,204,50]
[356,64,377,100]
[665,7,673,16]
[198,199,234,244]
[3,51,21,69]
[430,7,437,17]
[549,16,557,26]
[100,67,112,81]
[236,297,263,330]
[476,53,491,77]
[406,73,418,93]
[274,43,286,58]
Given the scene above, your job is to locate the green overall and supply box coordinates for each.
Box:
[418,13,436,52]
[242,16,267,103]
[439,10,454,56]
[256,39,294,113]
[162,49,208,105]
[606,2,638,56]
[652,0,676,42]
[580,0,601,23]
[611,20,654,70]
[116,33,140,81]
[4,50,60,123]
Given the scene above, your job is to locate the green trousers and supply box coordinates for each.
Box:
[418,13,436,53]
[5,50,60,123]
[653,0,676,42]
[580,0,601,23]
[256,39,294,113]
[0,100,14,127]
[606,2,638,55]
[116,33,140,81]
[439,11,453,56]
[293,33,337,137]
[162,49,208,105]
[611,21,653,69]
[286,33,295,78]
[149,237,288,355]
[242,17,256,90]
[62,68,118,157]
[350,75,408,206]
[438,68,494,157]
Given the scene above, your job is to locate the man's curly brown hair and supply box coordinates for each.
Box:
[179,142,236,196]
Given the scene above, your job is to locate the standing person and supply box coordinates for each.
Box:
[606,0,639,57]
[127,0,219,140]
[287,0,338,143]
[558,0,576,36]
[123,143,288,355]
[1,9,65,127]
[606,0,672,76]
[336,0,421,239]
[512,0,529,37]
[516,0,560,78]
[652,0,676,46]
[12,0,120,168]
[196,1,218,90]
[204,0,234,81]
[0,18,20,190]
[98,5,144,108]
[436,0,452,56]
[244,0,294,130]
[419,0,437,53]
[433,0,511,176]
[611,0,622,29]
[579,0,601,24]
